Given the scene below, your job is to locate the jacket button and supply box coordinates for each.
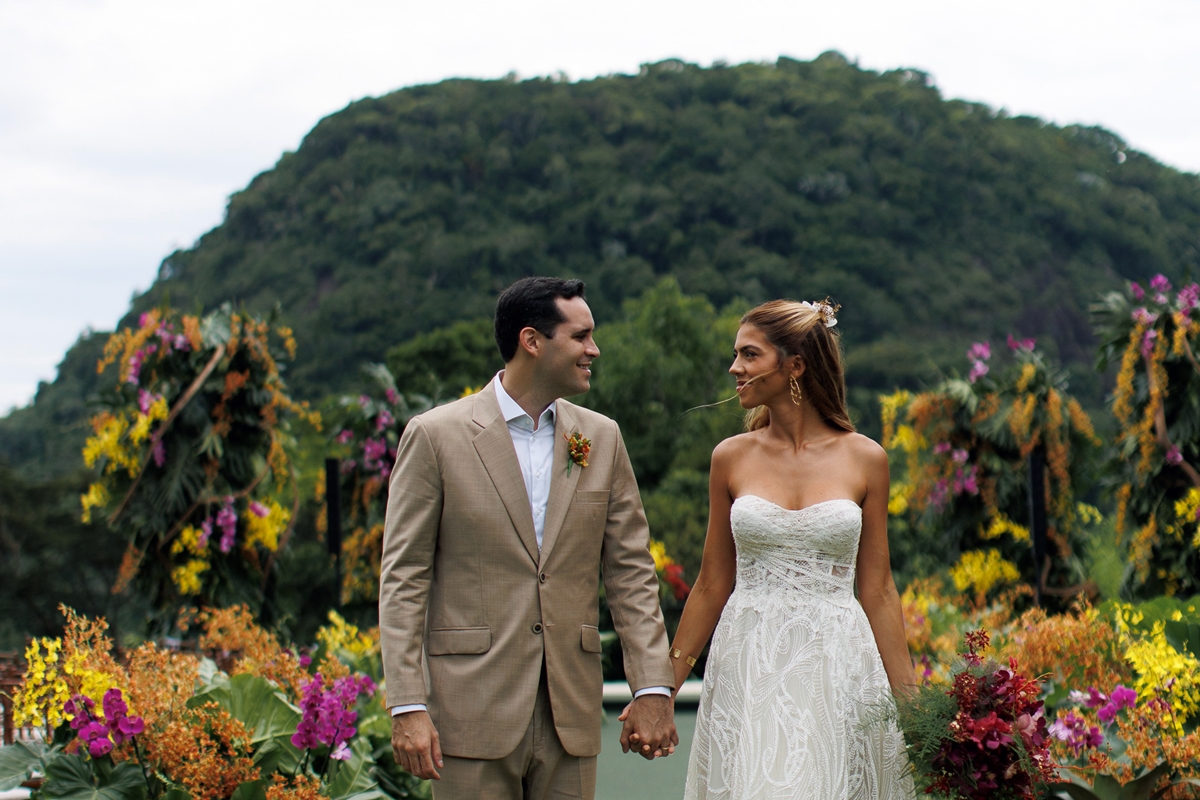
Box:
[539,572,547,583]
[532,622,544,634]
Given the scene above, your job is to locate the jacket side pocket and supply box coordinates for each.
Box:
[581,624,603,653]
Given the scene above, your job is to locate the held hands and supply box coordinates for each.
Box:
[391,711,443,780]
[617,694,678,760]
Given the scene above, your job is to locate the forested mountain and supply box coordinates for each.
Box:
[5,53,1200,477]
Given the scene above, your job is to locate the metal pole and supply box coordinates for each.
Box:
[325,458,342,609]
[1027,448,1048,607]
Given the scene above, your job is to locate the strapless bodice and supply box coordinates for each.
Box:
[730,495,862,608]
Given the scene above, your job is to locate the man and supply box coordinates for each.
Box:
[380,277,677,799]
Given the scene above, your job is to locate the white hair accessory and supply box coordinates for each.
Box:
[799,300,838,328]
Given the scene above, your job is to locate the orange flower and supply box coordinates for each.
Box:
[146,703,259,800]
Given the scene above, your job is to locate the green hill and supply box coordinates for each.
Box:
[5,53,1200,477]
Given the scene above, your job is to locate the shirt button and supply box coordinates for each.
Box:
[532,623,544,634]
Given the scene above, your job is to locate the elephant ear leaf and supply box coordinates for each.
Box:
[1052,787,1102,800]
[1162,621,1200,659]
[188,673,303,773]
[1118,762,1172,800]
[0,742,59,791]
[325,738,386,800]
[40,754,146,800]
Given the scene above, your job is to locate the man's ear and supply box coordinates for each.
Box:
[518,326,541,358]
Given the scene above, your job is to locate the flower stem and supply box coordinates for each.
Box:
[132,736,157,800]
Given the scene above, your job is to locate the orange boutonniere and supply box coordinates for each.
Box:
[565,432,591,476]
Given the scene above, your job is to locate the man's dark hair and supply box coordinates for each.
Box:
[494,277,587,362]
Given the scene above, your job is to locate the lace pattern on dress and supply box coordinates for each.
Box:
[683,495,914,800]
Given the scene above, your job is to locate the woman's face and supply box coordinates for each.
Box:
[730,324,789,409]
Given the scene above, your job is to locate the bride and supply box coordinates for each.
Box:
[654,299,915,798]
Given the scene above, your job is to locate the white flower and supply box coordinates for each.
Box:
[799,300,838,328]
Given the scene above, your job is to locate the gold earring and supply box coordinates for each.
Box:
[789,375,802,406]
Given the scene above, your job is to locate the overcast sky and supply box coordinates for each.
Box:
[2,0,1198,413]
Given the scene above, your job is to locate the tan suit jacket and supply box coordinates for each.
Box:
[379,382,674,759]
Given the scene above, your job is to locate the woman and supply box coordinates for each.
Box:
[666,299,914,798]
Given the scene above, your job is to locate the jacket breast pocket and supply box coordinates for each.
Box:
[575,490,609,505]
[427,627,491,656]
[581,624,603,654]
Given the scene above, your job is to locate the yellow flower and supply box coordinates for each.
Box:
[171,559,210,595]
[243,500,290,552]
[879,390,912,448]
[82,413,139,475]
[11,638,73,728]
[128,396,168,446]
[1076,502,1104,527]
[1124,620,1200,726]
[981,513,1031,543]
[1015,363,1038,393]
[890,424,925,455]
[171,525,210,557]
[888,482,912,516]
[949,548,1020,601]
[316,610,378,658]
[648,540,673,572]
[80,482,110,524]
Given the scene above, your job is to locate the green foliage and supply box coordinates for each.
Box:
[0,742,59,791]
[385,318,500,398]
[0,465,146,650]
[40,754,147,800]
[581,278,744,487]
[1050,762,1181,800]
[188,673,304,774]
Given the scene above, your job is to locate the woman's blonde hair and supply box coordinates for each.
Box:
[740,299,854,433]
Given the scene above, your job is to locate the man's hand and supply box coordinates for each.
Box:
[391,711,443,780]
[617,695,677,760]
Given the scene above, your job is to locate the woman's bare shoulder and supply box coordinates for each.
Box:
[712,430,761,466]
[839,431,888,466]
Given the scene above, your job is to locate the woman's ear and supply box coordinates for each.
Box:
[790,356,806,379]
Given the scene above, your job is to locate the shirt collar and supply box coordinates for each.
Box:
[493,372,556,429]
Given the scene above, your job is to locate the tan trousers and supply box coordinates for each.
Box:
[432,671,597,800]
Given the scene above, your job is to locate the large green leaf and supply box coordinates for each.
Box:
[325,737,385,800]
[1118,762,1171,800]
[188,673,303,773]
[0,742,59,791]
[40,755,146,800]
[229,778,265,800]
[1163,620,1200,658]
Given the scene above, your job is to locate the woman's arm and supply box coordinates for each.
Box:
[666,441,739,690]
[855,438,918,691]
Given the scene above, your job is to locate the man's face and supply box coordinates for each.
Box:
[536,296,600,398]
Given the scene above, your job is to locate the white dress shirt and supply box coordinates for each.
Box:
[392,373,669,716]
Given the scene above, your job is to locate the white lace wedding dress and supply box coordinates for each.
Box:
[683,496,914,799]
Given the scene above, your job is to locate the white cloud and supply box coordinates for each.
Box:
[2,0,1198,410]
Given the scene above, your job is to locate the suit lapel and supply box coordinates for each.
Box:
[471,386,540,565]
[539,402,582,562]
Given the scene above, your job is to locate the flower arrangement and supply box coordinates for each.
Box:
[323,364,446,604]
[4,605,426,800]
[881,339,1101,606]
[80,304,319,613]
[1094,274,1200,597]
[894,629,1055,800]
[565,431,590,475]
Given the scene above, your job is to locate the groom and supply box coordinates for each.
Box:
[380,277,677,799]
